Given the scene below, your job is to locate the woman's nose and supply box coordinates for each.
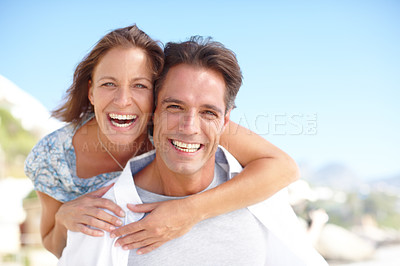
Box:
[113,87,132,107]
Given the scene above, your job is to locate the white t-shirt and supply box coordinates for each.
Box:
[129,163,271,265]
[58,147,328,266]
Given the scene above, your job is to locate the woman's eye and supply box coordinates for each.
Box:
[135,84,147,89]
[101,82,115,87]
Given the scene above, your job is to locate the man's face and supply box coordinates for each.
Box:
[153,64,230,175]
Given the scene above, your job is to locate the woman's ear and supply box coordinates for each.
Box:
[88,79,94,105]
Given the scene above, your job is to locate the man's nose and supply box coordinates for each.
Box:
[179,111,200,135]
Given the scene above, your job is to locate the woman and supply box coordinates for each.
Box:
[25,25,299,258]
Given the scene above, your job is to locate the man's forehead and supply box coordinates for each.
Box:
[157,64,226,109]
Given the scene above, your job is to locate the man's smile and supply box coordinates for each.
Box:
[170,139,202,153]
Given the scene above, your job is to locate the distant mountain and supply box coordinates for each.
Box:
[300,161,400,193]
[368,174,400,193]
[0,75,63,138]
[384,174,400,187]
[302,163,363,191]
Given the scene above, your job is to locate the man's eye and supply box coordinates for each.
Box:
[203,110,218,118]
[166,104,182,110]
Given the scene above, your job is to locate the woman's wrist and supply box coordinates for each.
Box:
[182,193,209,223]
[55,205,68,233]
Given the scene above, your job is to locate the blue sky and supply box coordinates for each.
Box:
[1,0,399,179]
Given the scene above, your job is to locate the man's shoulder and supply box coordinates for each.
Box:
[215,146,243,175]
[127,149,156,176]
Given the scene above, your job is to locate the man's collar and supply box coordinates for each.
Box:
[113,146,242,208]
[215,145,243,175]
[111,150,156,216]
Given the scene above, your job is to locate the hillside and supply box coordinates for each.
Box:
[0,75,63,178]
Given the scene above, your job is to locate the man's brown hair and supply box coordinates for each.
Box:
[155,36,242,113]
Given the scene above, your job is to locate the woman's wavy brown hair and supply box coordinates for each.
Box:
[52,25,164,126]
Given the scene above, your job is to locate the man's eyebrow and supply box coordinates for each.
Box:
[161,97,184,105]
[202,104,223,115]
[161,97,223,114]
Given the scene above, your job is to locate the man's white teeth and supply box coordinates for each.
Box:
[172,140,201,153]
[109,113,137,128]
[109,114,137,120]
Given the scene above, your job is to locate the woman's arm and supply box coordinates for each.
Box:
[200,120,300,216]
[36,184,125,258]
[36,191,66,258]
[111,121,299,254]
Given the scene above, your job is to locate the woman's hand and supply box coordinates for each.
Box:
[55,183,125,236]
[110,198,199,254]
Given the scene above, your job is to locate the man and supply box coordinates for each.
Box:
[59,37,327,266]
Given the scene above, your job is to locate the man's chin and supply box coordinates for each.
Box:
[166,163,202,176]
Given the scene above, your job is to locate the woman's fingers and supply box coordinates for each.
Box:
[91,196,125,218]
[115,230,149,247]
[76,223,104,237]
[127,202,158,213]
[111,199,198,253]
[57,185,125,236]
[77,184,125,218]
[136,242,164,255]
[79,211,120,232]
[87,183,114,197]
[124,238,163,254]
[110,220,143,238]
[91,198,125,219]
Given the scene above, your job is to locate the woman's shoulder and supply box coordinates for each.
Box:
[23,114,119,202]
[31,123,75,154]
[24,123,76,194]
[28,112,94,155]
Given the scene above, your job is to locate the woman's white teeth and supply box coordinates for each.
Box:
[109,113,137,128]
[109,114,137,120]
[172,140,201,153]
[111,121,133,128]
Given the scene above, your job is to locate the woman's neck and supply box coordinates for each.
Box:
[73,118,153,178]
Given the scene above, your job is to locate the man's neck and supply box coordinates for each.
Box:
[134,155,216,197]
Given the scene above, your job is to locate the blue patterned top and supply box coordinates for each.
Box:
[24,114,122,202]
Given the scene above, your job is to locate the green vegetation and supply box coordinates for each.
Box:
[304,191,400,230]
[363,192,400,229]
[0,107,38,177]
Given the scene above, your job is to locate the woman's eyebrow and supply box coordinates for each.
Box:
[96,76,117,82]
[96,76,152,83]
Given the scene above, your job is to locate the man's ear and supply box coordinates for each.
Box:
[222,109,232,130]
[88,79,94,105]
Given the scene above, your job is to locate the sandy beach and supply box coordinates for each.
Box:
[329,244,400,266]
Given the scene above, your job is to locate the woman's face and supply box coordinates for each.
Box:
[89,47,154,146]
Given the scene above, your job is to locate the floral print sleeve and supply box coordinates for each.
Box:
[24,117,121,203]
